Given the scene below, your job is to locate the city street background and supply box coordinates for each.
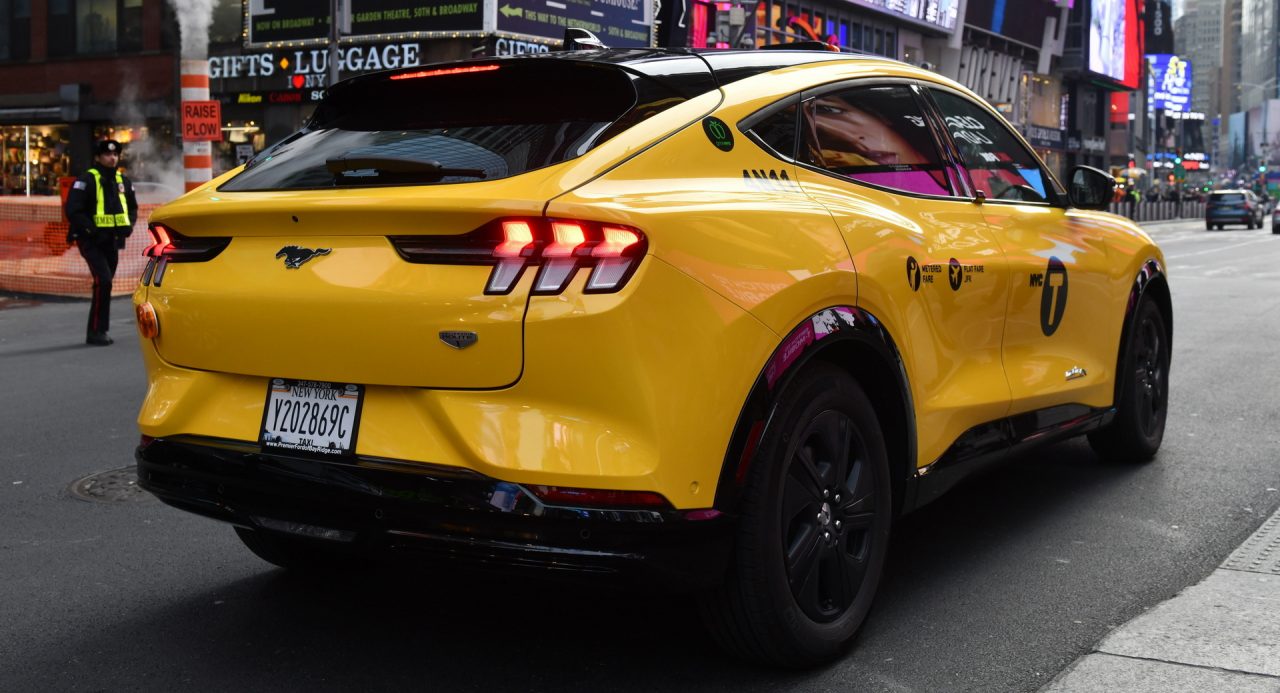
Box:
[2,218,1278,692]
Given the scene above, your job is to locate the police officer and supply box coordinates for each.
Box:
[65,139,138,346]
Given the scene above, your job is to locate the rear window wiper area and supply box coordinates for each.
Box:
[325,155,487,185]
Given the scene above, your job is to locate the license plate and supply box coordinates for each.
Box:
[259,379,364,457]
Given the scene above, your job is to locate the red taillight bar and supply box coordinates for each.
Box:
[388,217,647,296]
[389,64,501,81]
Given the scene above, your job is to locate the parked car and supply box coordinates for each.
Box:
[132,45,1172,667]
[1205,189,1265,229]
[1273,203,1280,233]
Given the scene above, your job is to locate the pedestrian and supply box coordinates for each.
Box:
[64,139,138,346]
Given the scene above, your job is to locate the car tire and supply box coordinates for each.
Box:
[701,363,892,667]
[1247,218,1256,230]
[1204,221,1212,231]
[1088,297,1170,463]
[1273,223,1279,234]
[234,526,355,572]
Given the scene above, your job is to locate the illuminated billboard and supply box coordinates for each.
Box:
[1089,0,1127,83]
[1146,54,1192,112]
[850,0,959,31]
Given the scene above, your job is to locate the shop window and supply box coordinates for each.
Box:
[77,0,117,54]
[800,85,952,197]
[120,0,143,52]
[2,126,72,196]
[929,89,1054,203]
[48,0,75,57]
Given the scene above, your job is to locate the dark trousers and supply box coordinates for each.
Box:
[77,233,120,335]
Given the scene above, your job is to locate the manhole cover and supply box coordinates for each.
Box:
[70,466,152,503]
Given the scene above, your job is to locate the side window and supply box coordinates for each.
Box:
[929,89,1053,203]
[799,85,952,197]
[748,104,798,160]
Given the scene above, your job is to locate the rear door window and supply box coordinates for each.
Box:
[799,85,953,197]
[928,89,1057,204]
[222,61,684,192]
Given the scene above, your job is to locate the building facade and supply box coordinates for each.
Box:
[0,0,178,195]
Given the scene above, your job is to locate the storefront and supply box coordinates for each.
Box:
[1,125,71,196]
[208,40,452,173]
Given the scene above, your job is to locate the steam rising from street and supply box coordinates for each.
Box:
[166,0,217,60]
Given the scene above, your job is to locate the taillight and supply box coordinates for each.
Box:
[389,217,647,295]
[142,224,230,287]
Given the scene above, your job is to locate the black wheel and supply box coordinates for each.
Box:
[701,364,892,667]
[1204,221,1212,231]
[1089,297,1170,462]
[1272,222,1279,234]
[234,526,356,572]
[1247,218,1256,230]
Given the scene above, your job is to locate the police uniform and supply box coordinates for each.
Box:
[65,140,138,346]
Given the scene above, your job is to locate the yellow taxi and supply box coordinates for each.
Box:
[133,46,1171,666]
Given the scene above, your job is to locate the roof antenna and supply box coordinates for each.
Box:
[561,28,608,51]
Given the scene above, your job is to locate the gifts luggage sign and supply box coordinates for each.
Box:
[182,101,223,142]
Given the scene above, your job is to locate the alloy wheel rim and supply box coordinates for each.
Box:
[1134,316,1167,437]
[780,410,879,622]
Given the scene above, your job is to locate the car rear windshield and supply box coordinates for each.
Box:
[1211,193,1246,203]
[221,60,685,191]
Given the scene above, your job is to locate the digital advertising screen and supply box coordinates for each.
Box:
[1146,54,1192,112]
[1089,0,1128,83]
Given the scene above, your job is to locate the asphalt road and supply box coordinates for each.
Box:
[2,218,1279,692]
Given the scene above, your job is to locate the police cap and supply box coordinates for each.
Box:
[95,140,122,155]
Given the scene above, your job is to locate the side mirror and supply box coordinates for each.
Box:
[1069,165,1115,210]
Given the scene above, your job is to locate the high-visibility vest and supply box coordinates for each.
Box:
[87,169,130,228]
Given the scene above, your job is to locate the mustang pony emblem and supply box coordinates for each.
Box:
[276,245,331,269]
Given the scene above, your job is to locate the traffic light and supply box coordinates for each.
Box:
[1260,164,1269,173]
[1174,156,1182,165]
[1167,174,1175,183]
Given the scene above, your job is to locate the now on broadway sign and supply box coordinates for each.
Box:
[247,0,651,48]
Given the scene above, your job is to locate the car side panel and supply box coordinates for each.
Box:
[795,171,1014,468]
[981,205,1144,412]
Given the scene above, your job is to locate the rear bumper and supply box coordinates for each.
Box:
[137,436,735,588]
[1206,212,1253,222]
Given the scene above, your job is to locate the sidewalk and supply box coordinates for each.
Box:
[1041,508,1280,692]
